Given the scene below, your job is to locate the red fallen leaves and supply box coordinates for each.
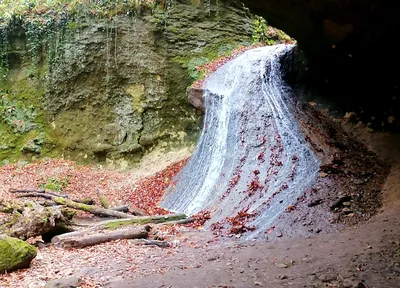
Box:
[226,210,257,235]
[127,158,188,215]
[257,151,265,162]
[192,44,265,89]
[286,205,296,212]
[0,157,193,288]
[247,179,264,196]
[221,168,242,200]
[266,226,275,234]
[0,157,189,220]
[187,210,212,229]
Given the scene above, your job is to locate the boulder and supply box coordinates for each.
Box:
[0,235,37,274]
[44,276,80,288]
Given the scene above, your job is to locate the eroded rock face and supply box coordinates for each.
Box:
[0,1,252,166]
[241,0,400,131]
[0,235,37,274]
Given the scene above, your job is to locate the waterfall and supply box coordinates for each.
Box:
[160,45,320,239]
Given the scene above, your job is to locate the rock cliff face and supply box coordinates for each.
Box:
[240,0,400,131]
[0,1,252,166]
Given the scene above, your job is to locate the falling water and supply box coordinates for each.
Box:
[160,45,320,238]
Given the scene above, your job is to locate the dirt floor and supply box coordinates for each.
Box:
[105,127,400,288]
[0,122,399,288]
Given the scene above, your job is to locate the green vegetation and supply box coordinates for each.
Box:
[0,0,158,77]
[0,0,151,22]
[252,16,268,44]
[188,57,210,80]
[252,15,294,45]
[39,176,70,191]
[0,94,37,133]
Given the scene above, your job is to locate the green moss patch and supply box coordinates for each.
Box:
[0,235,37,274]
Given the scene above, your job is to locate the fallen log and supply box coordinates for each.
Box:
[10,189,67,198]
[110,205,129,213]
[93,213,187,229]
[54,213,186,237]
[74,197,95,205]
[51,226,102,245]
[128,205,148,216]
[53,225,150,248]
[97,192,110,209]
[11,189,96,206]
[0,202,75,240]
[15,192,135,219]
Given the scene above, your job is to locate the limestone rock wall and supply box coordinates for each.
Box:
[0,1,252,166]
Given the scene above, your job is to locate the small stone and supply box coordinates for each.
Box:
[342,207,353,214]
[319,172,328,178]
[343,201,351,206]
[278,275,288,280]
[44,276,79,288]
[343,278,357,288]
[318,274,335,282]
[254,281,263,286]
[275,263,288,268]
[353,179,364,185]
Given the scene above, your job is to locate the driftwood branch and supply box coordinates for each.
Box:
[14,192,136,219]
[10,189,95,205]
[9,189,67,198]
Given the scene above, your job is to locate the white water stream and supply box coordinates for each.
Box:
[161,45,319,238]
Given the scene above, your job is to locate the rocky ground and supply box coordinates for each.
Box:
[0,121,399,288]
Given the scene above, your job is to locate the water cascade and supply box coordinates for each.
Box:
[160,45,320,238]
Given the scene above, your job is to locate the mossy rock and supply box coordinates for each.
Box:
[0,235,37,274]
